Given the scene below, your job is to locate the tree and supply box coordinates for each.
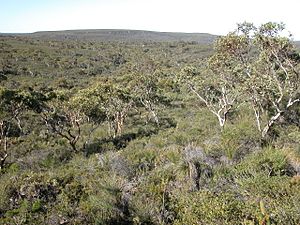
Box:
[223,22,300,137]
[71,84,107,148]
[182,22,300,137]
[39,91,86,152]
[251,22,300,137]
[127,69,169,126]
[0,88,24,169]
[73,81,134,138]
[0,88,41,169]
[179,38,244,129]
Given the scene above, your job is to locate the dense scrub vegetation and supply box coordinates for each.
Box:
[0,22,300,225]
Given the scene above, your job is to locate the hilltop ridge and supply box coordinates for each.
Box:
[2,29,218,44]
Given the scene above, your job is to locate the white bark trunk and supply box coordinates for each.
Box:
[261,111,282,138]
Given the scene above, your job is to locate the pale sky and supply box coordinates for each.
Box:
[0,0,299,39]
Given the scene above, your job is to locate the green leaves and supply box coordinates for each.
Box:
[72,81,134,137]
[258,22,286,38]
[179,21,300,136]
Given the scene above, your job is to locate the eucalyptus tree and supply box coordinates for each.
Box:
[0,88,26,169]
[250,22,300,137]
[72,81,134,138]
[229,22,300,137]
[126,69,170,126]
[179,31,249,129]
[180,22,300,136]
[39,90,86,152]
[0,87,42,169]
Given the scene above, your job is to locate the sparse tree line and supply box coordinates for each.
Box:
[1,22,299,171]
[0,69,169,170]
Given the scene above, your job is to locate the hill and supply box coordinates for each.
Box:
[2,29,218,44]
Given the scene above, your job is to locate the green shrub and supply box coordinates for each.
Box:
[31,199,42,213]
[234,147,294,178]
[171,190,252,225]
[220,117,261,161]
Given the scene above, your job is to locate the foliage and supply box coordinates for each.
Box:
[0,22,300,224]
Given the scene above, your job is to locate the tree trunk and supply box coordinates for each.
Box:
[15,117,23,135]
[214,111,227,130]
[261,111,282,138]
[252,105,262,132]
[0,153,8,170]
[150,109,159,125]
[218,116,226,128]
[0,137,8,170]
[69,141,77,152]
[114,112,124,137]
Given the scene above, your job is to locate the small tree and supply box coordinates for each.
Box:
[71,86,106,148]
[3,93,22,128]
[0,88,23,169]
[252,22,300,137]
[179,28,255,128]
[228,22,300,137]
[105,87,133,137]
[180,50,243,129]
[73,82,134,138]
[127,70,170,125]
[39,91,86,152]
[182,22,300,136]
[0,88,38,169]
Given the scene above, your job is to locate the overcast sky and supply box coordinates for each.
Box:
[0,0,299,39]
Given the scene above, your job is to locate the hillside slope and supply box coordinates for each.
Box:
[2,29,218,44]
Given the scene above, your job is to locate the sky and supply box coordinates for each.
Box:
[0,0,299,39]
